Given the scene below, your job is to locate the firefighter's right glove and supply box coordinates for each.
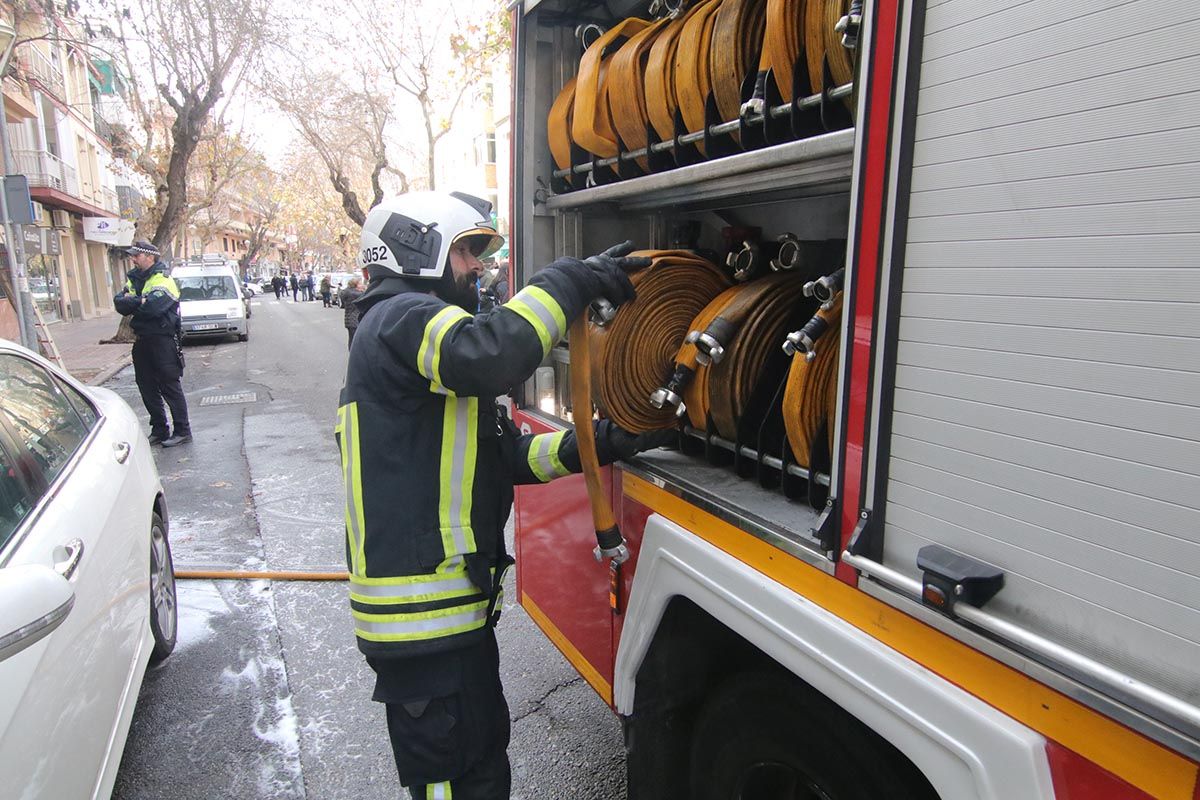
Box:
[580,241,649,308]
[604,424,679,461]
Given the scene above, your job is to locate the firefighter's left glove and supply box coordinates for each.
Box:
[604,424,679,461]
[581,241,649,308]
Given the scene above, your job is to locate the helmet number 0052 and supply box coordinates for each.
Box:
[361,246,389,264]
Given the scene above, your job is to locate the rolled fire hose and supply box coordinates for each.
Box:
[607,18,671,170]
[673,0,723,153]
[708,0,767,139]
[756,0,807,103]
[682,271,809,438]
[548,76,578,172]
[645,5,701,143]
[782,293,842,467]
[590,250,731,432]
[805,0,856,112]
[573,18,653,158]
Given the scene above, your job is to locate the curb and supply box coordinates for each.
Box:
[88,354,133,386]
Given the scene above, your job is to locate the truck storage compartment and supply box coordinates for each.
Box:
[513,0,859,555]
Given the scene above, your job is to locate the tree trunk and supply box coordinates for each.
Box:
[101,315,137,344]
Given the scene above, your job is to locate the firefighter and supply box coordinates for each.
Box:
[338,191,673,799]
[113,240,192,447]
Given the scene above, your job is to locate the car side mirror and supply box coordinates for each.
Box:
[0,564,75,663]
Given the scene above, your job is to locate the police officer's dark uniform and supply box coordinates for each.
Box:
[114,241,192,447]
[337,192,671,799]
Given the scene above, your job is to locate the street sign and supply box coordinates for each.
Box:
[20,225,41,255]
[83,216,136,246]
[3,175,34,225]
[41,227,60,256]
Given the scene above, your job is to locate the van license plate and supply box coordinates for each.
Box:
[192,323,219,331]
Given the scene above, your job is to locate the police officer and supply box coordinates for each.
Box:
[338,191,674,799]
[114,241,192,447]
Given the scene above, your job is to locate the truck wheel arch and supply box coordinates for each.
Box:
[616,513,1056,800]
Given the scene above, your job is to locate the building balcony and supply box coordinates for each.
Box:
[16,47,65,100]
[14,149,79,196]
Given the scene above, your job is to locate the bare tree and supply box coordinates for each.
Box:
[260,62,407,226]
[343,0,508,189]
[95,0,273,251]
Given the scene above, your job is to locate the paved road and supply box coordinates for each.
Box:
[110,292,626,799]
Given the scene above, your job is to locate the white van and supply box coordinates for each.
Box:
[171,262,249,342]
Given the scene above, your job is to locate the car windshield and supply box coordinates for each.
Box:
[176,276,239,301]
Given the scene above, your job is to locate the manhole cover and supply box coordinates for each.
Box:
[200,391,258,406]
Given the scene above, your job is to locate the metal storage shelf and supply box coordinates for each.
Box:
[544,128,856,212]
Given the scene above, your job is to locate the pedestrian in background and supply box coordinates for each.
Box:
[289,272,299,302]
[320,274,333,307]
[113,240,192,447]
[306,270,316,302]
[273,274,284,299]
[340,276,363,349]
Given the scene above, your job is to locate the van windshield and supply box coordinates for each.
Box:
[176,276,239,301]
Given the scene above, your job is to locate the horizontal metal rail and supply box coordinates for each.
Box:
[553,82,854,178]
[841,551,1200,740]
[682,425,831,487]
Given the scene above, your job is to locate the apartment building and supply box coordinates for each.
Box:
[2,4,130,322]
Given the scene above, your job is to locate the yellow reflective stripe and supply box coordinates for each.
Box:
[438,396,479,560]
[505,285,567,357]
[527,431,570,482]
[352,599,489,642]
[417,306,471,395]
[427,781,452,799]
[144,273,180,299]
[337,404,367,575]
[349,571,480,604]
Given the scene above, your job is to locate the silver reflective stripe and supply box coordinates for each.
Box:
[350,572,477,599]
[529,432,568,481]
[355,605,487,637]
[443,396,475,556]
[427,782,451,800]
[515,288,564,343]
[420,308,465,385]
[342,407,363,573]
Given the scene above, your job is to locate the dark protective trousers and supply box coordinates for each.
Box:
[369,630,512,799]
[132,334,190,437]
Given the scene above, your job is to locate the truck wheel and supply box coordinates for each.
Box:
[689,670,929,800]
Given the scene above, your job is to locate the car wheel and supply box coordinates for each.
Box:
[238,332,249,342]
[149,512,177,662]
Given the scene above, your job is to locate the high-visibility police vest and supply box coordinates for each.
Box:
[124,264,181,336]
[336,261,599,658]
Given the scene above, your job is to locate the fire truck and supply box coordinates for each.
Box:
[507,0,1200,797]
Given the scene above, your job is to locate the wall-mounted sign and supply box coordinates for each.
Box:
[83,217,136,246]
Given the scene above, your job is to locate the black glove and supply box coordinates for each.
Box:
[606,424,679,461]
[113,293,140,316]
[580,241,651,308]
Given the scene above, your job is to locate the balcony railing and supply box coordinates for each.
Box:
[14,149,79,197]
[16,47,65,99]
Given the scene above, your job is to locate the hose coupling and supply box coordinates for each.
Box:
[685,329,726,365]
[835,2,863,49]
[740,97,765,120]
[771,233,801,271]
[590,297,618,325]
[803,267,845,309]
[649,386,683,409]
[594,542,630,564]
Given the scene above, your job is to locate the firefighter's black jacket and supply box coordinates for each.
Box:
[337,258,628,659]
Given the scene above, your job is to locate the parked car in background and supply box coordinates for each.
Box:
[0,339,177,799]
[172,263,250,342]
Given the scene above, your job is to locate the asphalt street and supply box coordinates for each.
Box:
[109,291,627,799]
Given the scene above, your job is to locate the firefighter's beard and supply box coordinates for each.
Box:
[443,270,480,313]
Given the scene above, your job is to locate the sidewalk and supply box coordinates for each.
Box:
[49,312,133,385]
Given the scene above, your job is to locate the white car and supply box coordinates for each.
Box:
[0,340,177,798]
[172,263,250,342]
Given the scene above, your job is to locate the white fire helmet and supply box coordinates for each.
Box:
[357,191,504,280]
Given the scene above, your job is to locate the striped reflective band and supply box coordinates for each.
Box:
[336,403,367,574]
[417,305,471,395]
[527,431,571,482]
[439,395,479,559]
[145,273,180,300]
[505,285,567,357]
[349,570,480,605]
[426,782,452,799]
[353,599,489,642]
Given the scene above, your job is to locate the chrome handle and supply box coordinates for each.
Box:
[53,538,84,581]
[113,441,131,464]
